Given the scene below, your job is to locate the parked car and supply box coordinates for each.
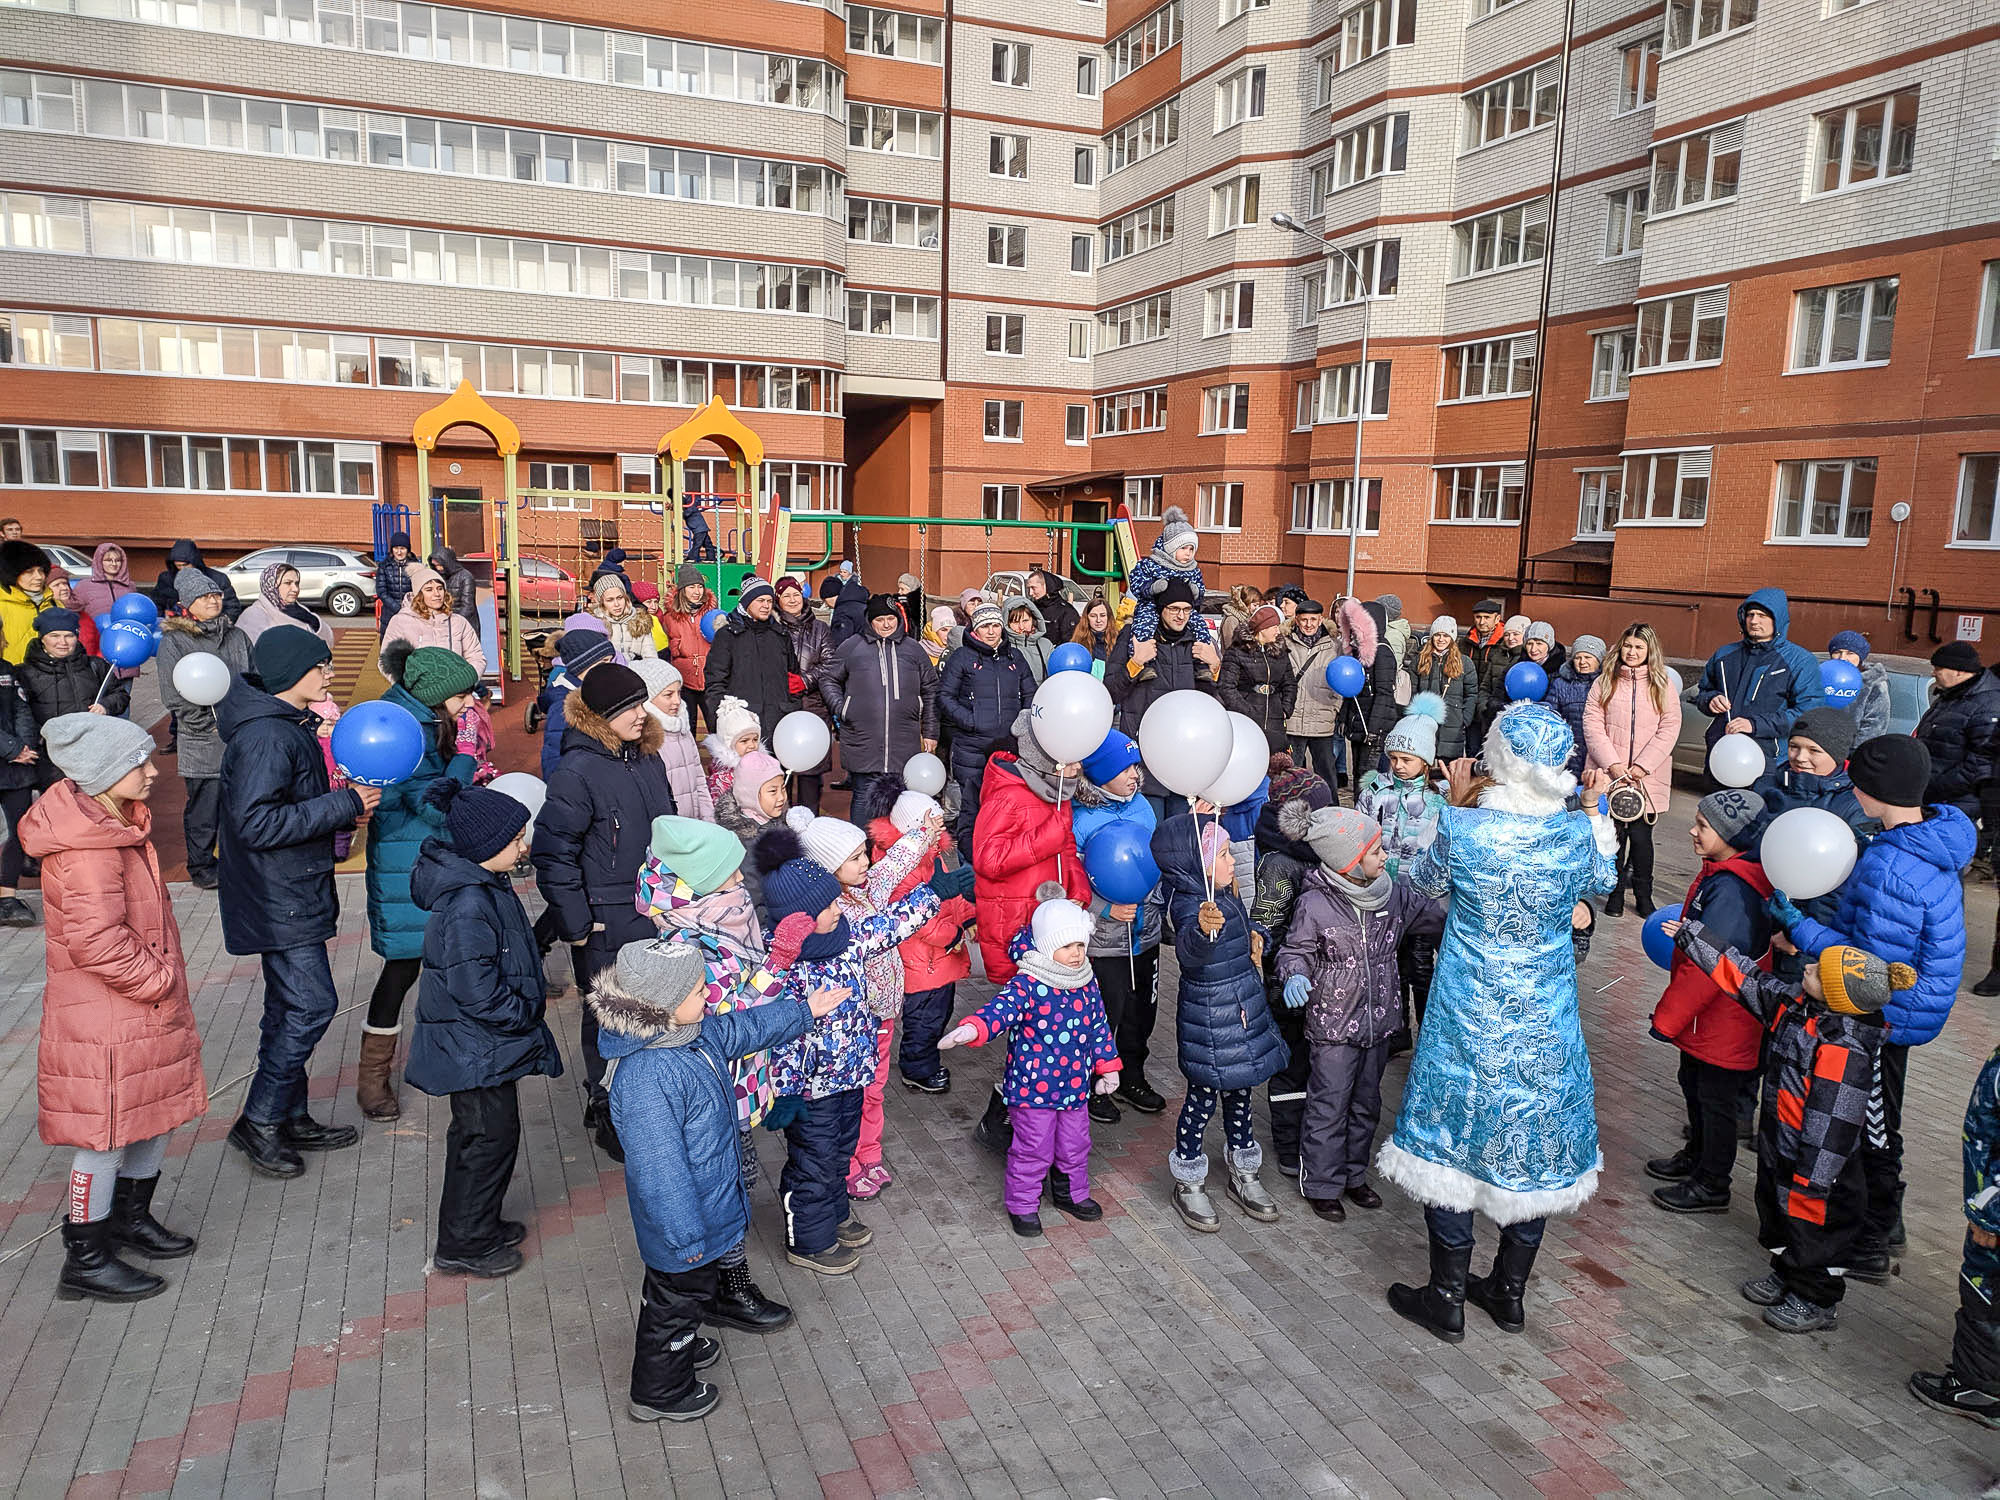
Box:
[1668,651,1933,782]
[222,546,376,618]
[980,569,1089,605]
[514,555,580,615]
[42,543,94,577]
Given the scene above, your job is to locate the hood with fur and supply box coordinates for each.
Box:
[586,968,701,1052]
[1335,597,1379,663]
[566,694,666,758]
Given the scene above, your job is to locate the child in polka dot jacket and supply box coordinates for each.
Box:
[941,895,1120,1238]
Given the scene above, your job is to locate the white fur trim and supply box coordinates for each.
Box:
[1375,1141,1600,1225]
[1588,811,1619,859]
[1475,779,1571,816]
[362,1023,401,1037]
[1168,1150,1210,1186]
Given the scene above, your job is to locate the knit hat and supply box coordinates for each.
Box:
[1524,621,1555,647]
[557,628,617,676]
[1932,641,1983,673]
[897,573,922,595]
[1156,505,1197,556]
[676,561,706,588]
[1475,598,1504,616]
[1789,707,1856,766]
[614,937,710,1008]
[591,573,630,604]
[1247,605,1283,635]
[1816,944,1916,1018]
[733,750,784,813]
[631,657,683,700]
[1428,615,1459,641]
[647,814,745,895]
[562,611,604,635]
[1847,735,1930,805]
[930,605,957,634]
[1827,630,1871,660]
[426,777,529,863]
[40,712,154,795]
[253,625,332,692]
[1695,787,1765,850]
[388,530,411,551]
[736,577,775,611]
[1030,898,1093,957]
[753,826,844,925]
[1081,729,1141,786]
[891,790,940,834]
[579,662,648,718]
[33,607,79,637]
[1304,807,1380,874]
[1384,710,1439,764]
[1504,614,1530,637]
[801,815,868,873]
[1198,820,1230,870]
[970,601,1003,632]
[175,568,223,606]
[1155,577,1200,611]
[774,574,805,599]
[1569,633,1607,663]
[865,593,900,621]
[713,695,760,748]
[1267,757,1325,808]
[404,563,443,598]
[1375,593,1403,622]
[400,645,479,707]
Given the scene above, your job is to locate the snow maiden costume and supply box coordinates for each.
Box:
[1378,702,1617,1342]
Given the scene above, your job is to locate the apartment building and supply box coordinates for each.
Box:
[0,0,1993,646]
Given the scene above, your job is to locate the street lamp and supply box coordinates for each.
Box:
[1272,212,1371,601]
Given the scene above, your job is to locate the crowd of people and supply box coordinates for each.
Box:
[2,512,1997,1431]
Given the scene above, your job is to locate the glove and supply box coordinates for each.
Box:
[787,672,808,697]
[1249,931,1265,970]
[1196,901,1225,938]
[1283,975,1311,1010]
[762,1096,807,1133]
[1094,1072,1120,1096]
[1765,891,1805,933]
[927,866,974,902]
[768,912,817,971]
[938,1022,978,1051]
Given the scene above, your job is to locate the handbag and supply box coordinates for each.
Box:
[1608,685,1659,825]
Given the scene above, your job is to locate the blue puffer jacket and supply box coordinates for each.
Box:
[1152,814,1288,1091]
[530,699,677,945]
[538,667,573,780]
[1689,588,1825,760]
[1789,805,1976,1047]
[1546,662,1595,775]
[364,685,477,960]
[937,635,1031,780]
[403,841,563,1094]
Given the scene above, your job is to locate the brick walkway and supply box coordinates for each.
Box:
[1,809,1997,1498]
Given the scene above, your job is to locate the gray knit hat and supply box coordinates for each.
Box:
[1304,807,1381,875]
[614,937,709,1007]
[1569,633,1607,663]
[591,573,629,604]
[1524,621,1555,647]
[1375,593,1403,622]
[1696,787,1765,850]
[676,562,705,588]
[175,568,224,606]
[1155,505,1197,556]
[41,712,156,796]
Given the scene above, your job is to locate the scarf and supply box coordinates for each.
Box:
[645,701,693,737]
[1323,867,1395,912]
[658,881,766,956]
[799,918,852,961]
[257,562,292,615]
[1014,948,1093,991]
[644,1017,702,1050]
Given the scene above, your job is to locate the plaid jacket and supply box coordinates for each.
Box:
[1674,918,1885,1226]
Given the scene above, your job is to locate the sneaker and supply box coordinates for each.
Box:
[901,1070,950,1095]
[786,1243,860,1276]
[1115,1078,1166,1115]
[1761,1292,1837,1334]
[629,1382,720,1423]
[846,1167,884,1201]
[433,1244,525,1278]
[498,1219,529,1247]
[1009,1212,1044,1238]
[1651,1179,1731,1215]
[1908,1370,2000,1430]
[692,1336,721,1371]
[1644,1151,1697,1183]
[835,1216,873,1249]
[862,1164,893,1196]
[1087,1094,1120,1126]
[1739,1272,1787,1306]
[0,895,36,927]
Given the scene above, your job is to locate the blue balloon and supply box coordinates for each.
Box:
[1324,655,1367,697]
[1083,822,1160,905]
[1504,661,1548,702]
[92,612,115,638]
[1048,642,1094,676]
[700,608,725,642]
[110,592,158,627]
[1641,902,1685,970]
[330,699,427,787]
[99,620,156,668]
[1819,657,1862,706]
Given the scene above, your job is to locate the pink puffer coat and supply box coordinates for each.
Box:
[1582,665,1682,816]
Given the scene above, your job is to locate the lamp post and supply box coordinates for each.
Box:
[1273,212,1370,601]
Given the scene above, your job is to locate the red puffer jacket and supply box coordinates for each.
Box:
[969,754,1092,983]
[868,817,975,991]
[1651,853,1774,1071]
[662,589,717,691]
[20,781,209,1150]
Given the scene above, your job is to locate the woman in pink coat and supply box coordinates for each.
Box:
[377,565,486,677]
[633,658,713,820]
[1582,622,1682,918]
[21,714,208,1304]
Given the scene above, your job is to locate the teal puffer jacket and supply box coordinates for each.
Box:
[363,683,477,960]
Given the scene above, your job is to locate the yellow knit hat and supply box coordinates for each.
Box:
[1818,945,1917,1017]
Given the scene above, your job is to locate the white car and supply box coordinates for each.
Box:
[41,542,94,577]
[222,546,377,618]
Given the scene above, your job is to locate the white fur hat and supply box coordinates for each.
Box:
[891,790,940,835]
[800,815,868,873]
[1031,898,1093,956]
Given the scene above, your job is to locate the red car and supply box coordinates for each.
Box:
[475,553,578,616]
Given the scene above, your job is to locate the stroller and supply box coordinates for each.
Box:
[521,629,562,733]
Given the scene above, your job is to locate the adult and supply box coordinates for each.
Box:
[1379,704,1616,1342]
[1339,598,1401,795]
[155,571,252,890]
[1284,600,1344,791]
[432,548,480,626]
[0,518,18,541]
[590,575,660,662]
[357,645,481,1120]
[1460,599,1509,752]
[1106,579,1221,815]
[662,563,718,735]
[20,610,129,756]
[1002,597,1053,684]
[1476,614,1529,746]
[1409,618,1474,762]
[1545,634,1604,777]
[217,626,378,1179]
[46,568,98,657]
[150,540,240,621]
[773,575,833,814]
[1521,621,1565,678]
[0,643,36,927]
[1688,587,1825,767]
[1219,604,1297,755]
[1070,597,1115,668]
[895,572,926,637]
[588,547,635,600]
[825,567,870,647]
[702,578,802,755]
[1582,623,1681,918]
[1375,594,1411,676]
[819,595,938,813]
[72,544,144,677]
[0,541,50,665]
[1828,630,1891,743]
[633,658,713,821]
[379,565,485,675]
[1027,568,1079,647]
[1916,642,2000,998]
[237,562,333,648]
[374,531,415,634]
[1217,585,1263,654]
[938,600,1033,860]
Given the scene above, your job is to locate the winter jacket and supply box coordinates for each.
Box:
[363,685,478,961]
[1546,662,1596,776]
[596,606,661,662]
[1408,645,1474,760]
[150,541,240,621]
[215,683,364,955]
[537,671,574,781]
[435,547,480,624]
[834,817,942,1017]
[971,753,1093,983]
[715,793,778,925]
[1124,549,1212,645]
[0,661,33,793]
[1031,574,1081,647]
[155,613,252,780]
[1916,666,2000,825]
[20,644,131,781]
[20,783,207,1152]
[532,702,678,945]
[777,602,836,723]
[1749,764,1876,941]
[648,710,713,822]
[1650,855,1773,1072]
[1276,871,1442,1048]
[1106,619,1219,800]
[1219,639,1298,754]
[1342,600,1402,740]
[1788,805,1976,1047]
[1284,623,1344,739]
[374,553,412,621]
[1072,780,1162,958]
[702,608,801,742]
[377,601,485,677]
[238,597,334,649]
[1382,614,1412,675]
[403,841,563,1095]
[959,929,1119,1109]
[1583,666,1681,817]
[1476,638,1526,732]
[1355,771,1445,879]
[1003,597,1055,684]
[1461,623,1509,734]
[0,580,45,665]
[867,817,975,992]
[71,542,140,622]
[1689,588,1826,760]
[937,635,1032,781]
[662,589,717,691]
[1851,658,1892,743]
[1964,1044,2000,1243]
[820,624,939,775]
[827,578,871,646]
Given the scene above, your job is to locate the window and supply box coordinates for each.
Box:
[1124,476,1163,518]
[1203,281,1255,336]
[1979,262,2000,355]
[985,313,1024,355]
[1433,465,1525,523]
[991,41,1031,87]
[1301,273,1326,325]
[1329,240,1401,304]
[1635,288,1728,370]
[1220,0,1270,20]
[0,311,91,368]
[1650,122,1742,216]
[620,454,659,494]
[528,461,592,490]
[1196,481,1243,531]
[1619,449,1710,523]
[1792,277,1897,370]
[1070,234,1092,273]
[983,399,1024,440]
[847,290,940,338]
[1441,335,1536,403]
[1315,114,1408,204]
[1576,470,1618,538]
[1295,378,1318,428]
[1097,385,1168,435]
[1076,55,1098,96]
[1066,405,1088,443]
[1106,1,1181,85]
[1813,88,1919,196]
[1462,62,1557,152]
[847,197,940,248]
[986,223,1026,268]
[0,427,378,498]
[765,462,843,515]
[1605,185,1648,258]
[1315,360,1392,421]
[1208,174,1260,234]
[1214,67,1265,132]
[847,7,942,63]
[988,133,1028,178]
[1072,146,1095,186]
[1103,99,1179,174]
[1067,319,1092,360]
[1666,0,1755,52]
[1201,384,1250,433]
[1591,328,1636,400]
[1619,36,1662,115]
[1291,478,1381,534]
[1474,0,1528,15]
[1954,455,2000,545]
[1326,0,1416,74]
[1102,197,1175,262]
[1097,292,1172,350]
[849,103,942,156]
[982,482,1022,520]
[1773,457,1876,542]
[1451,199,1547,279]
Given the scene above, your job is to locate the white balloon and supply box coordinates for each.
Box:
[1030,671,1115,765]
[170,651,231,707]
[1201,712,1269,809]
[1138,690,1231,797]
[1761,806,1859,901]
[1708,733,1765,789]
[1665,665,1685,697]
[772,711,830,773]
[903,751,947,797]
[487,772,546,840]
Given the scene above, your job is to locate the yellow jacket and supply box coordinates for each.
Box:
[0,585,41,664]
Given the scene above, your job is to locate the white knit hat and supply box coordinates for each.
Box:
[1428,615,1459,641]
[1384,711,1438,763]
[801,815,868,872]
[713,695,760,747]
[890,790,940,835]
[1505,614,1530,637]
[1030,898,1093,957]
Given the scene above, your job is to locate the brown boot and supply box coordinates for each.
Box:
[356,1027,400,1120]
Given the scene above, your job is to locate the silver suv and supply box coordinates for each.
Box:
[223,546,377,618]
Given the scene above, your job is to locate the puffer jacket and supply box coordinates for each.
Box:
[1545,661,1597,776]
[971,753,1093,983]
[0,578,44,666]
[1751,764,1876,941]
[1344,600,1402,740]
[778,602,835,724]
[1354,771,1444,879]
[958,927,1119,1109]
[1285,622,1344,739]
[1650,854,1773,1071]
[21,642,130,772]
[21,783,207,1152]
[1461,622,1508,733]
[597,606,661,662]
[1152,813,1288,1091]
[866,816,975,993]
[150,540,240,621]
[378,600,485,677]
[1072,779,1162,957]
[1916,666,2000,824]
[403,840,563,1095]
[1789,805,1976,1047]
[1476,638,1526,731]
[1689,587,1826,759]
[156,613,252,780]
[702,607,801,740]
[1106,618,1219,800]
[538,669,573,781]
[72,542,140,622]
[834,816,941,1017]
[1276,870,1442,1048]
[530,699,678,945]
[1002,597,1054,683]
[1850,657,1892,743]
[363,684,478,961]
[1408,645,1474,760]
[647,707,713,821]
[1583,666,1681,817]
[435,547,479,624]
[1031,573,1081,646]
[828,577,871,645]
[1219,638,1298,754]
[662,589,717,691]
[820,621,938,775]
[937,635,1031,782]
[0,661,33,793]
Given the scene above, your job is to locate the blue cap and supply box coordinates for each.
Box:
[1081,729,1141,786]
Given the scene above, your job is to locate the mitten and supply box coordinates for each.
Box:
[1283,975,1311,1010]
[938,1022,978,1050]
[762,1096,807,1132]
[768,912,817,971]
[1094,1072,1121,1095]
[1765,891,1805,932]
[927,866,974,902]
[1196,901,1225,938]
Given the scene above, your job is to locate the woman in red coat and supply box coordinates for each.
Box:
[662,563,718,734]
[863,778,977,1093]
[21,713,208,1303]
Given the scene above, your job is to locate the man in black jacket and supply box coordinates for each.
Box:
[1918,643,2000,997]
[937,601,1032,859]
[375,531,414,636]
[820,595,937,813]
[1028,568,1080,647]
[151,539,242,621]
[1106,578,1220,817]
[219,627,378,1179]
[703,578,802,745]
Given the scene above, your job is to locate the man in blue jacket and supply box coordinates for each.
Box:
[1691,588,1825,771]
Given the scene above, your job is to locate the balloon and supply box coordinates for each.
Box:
[903,751,947,797]
[110,593,158,626]
[1642,903,1685,970]
[1083,822,1160,905]
[1138,690,1231,797]
[1324,656,1367,697]
[1665,665,1684,698]
[1819,657,1862,706]
[1200,712,1269,809]
[1760,807,1859,901]
[1047,642,1094,676]
[1708,733,1765,789]
[92,612,115,638]
[772,710,830,773]
[700,608,725,642]
[170,651,231,707]
[331,700,427,786]
[487,772,547,837]
[1030,671,1115,765]
[99,620,156,669]
[1504,661,1548,702]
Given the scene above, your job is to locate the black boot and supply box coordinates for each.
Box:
[1045,1169,1103,1222]
[227,1116,305,1179]
[584,1096,625,1164]
[58,1218,166,1303]
[1386,1235,1471,1343]
[972,1089,1012,1156]
[1465,1235,1539,1333]
[1973,932,2000,998]
[1602,882,1625,918]
[707,1263,793,1334]
[1632,882,1657,919]
[109,1176,196,1259]
[279,1113,359,1152]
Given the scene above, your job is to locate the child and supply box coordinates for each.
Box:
[1004,597,1054,684]
[1750,708,1875,983]
[1124,506,1213,646]
[1908,1042,2000,1429]
[939,899,1120,1237]
[453,686,499,785]
[704,696,762,809]
[715,749,793,923]
[635,659,714,820]
[1151,813,1289,1231]
[404,781,563,1278]
[1251,763,1334,1173]
[589,937,850,1422]
[1358,699,1448,1040]
[22,715,205,1302]
[1645,788,1771,1215]
[1667,916,1912,1333]
[1073,732,1166,1121]
[1275,809,1442,1222]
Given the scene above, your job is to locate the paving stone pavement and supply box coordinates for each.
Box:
[0,809,1997,1499]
